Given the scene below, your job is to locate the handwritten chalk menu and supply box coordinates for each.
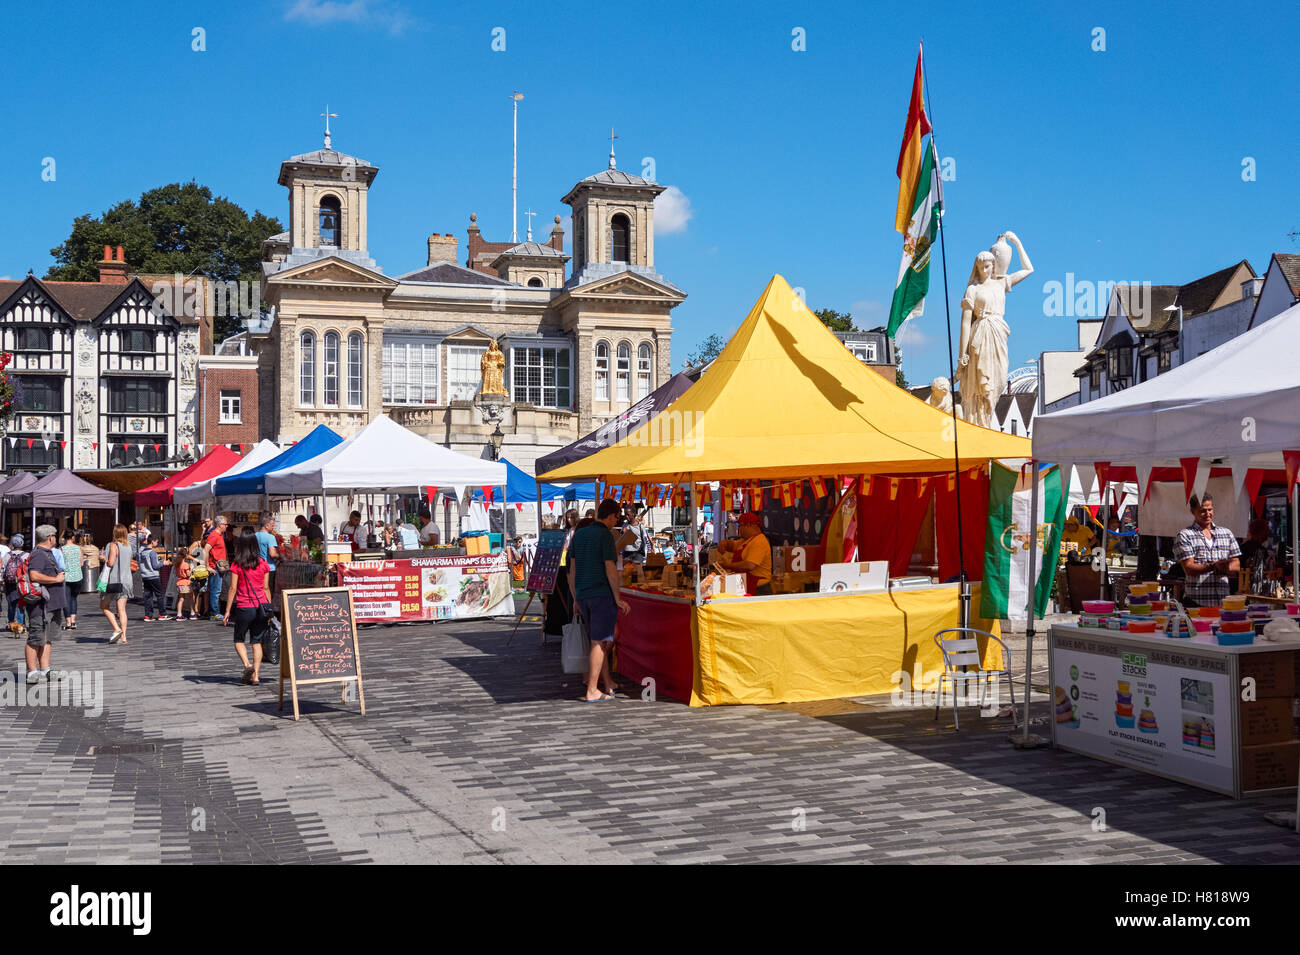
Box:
[527,528,567,594]
[278,587,366,721]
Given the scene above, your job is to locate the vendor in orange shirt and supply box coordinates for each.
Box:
[719,512,773,595]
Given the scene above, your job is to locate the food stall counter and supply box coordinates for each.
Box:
[1049,624,1300,798]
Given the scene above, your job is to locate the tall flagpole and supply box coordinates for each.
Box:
[511,91,524,243]
[920,45,969,627]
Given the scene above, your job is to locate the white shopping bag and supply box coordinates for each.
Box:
[561,615,590,674]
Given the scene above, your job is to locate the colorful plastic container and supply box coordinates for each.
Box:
[1216,630,1254,646]
[1127,619,1157,634]
[1083,600,1115,614]
[1191,618,1214,633]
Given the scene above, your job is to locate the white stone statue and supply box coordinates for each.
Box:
[955,231,1033,429]
[927,377,961,418]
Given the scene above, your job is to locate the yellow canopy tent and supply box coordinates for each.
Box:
[543,274,1029,706]
[539,274,1030,483]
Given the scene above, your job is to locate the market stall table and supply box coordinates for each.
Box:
[1049,624,1300,798]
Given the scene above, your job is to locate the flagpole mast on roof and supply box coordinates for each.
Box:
[919,41,970,627]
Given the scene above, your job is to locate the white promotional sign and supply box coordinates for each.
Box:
[1051,631,1234,795]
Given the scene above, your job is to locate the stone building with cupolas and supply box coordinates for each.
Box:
[257,134,686,478]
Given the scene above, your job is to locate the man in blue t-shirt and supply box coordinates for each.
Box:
[25,525,67,684]
[567,499,630,702]
[255,515,280,595]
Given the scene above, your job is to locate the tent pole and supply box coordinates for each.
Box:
[1293,480,1299,833]
[689,475,700,604]
[1100,498,1111,599]
[1022,461,1039,740]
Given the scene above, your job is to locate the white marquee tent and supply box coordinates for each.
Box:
[262,414,506,496]
[172,439,283,510]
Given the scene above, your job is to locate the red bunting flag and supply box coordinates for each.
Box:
[793,481,803,501]
[1094,461,1110,498]
[516,502,524,512]
[25,439,33,449]
[698,485,711,505]
[811,476,828,498]
[780,483,795,507]
[482,486,495,503]
[153,444,161,453]
[1284,451,1300,490]
[92,442,98,451]
[1180,456,1200,504]
[59,441,66,449]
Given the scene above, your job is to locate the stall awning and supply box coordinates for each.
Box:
[539,274,1031,482]
[214,425,343,497]
[134,446,242,507]
[263,414,506,495]
[7,469,119,510]
[172,440,283,508]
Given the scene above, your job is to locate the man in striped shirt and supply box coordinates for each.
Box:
[1174,494,1241,606]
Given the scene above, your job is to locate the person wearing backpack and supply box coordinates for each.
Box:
[138,539,167,621]
[99,524,133,644]
[24,525,66,684]
[4,534,27,636]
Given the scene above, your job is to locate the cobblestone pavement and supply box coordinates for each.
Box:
[0,596,1296,864]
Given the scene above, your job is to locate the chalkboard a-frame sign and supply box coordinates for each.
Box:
[279,587,366,721]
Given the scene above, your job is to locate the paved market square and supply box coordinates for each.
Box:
[0,599,1294,865]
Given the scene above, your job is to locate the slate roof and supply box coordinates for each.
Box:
[1275,253,1300,296]
[497,242,565,258]
[396,262,517,287]
[284,147,373,168]
[0,277,191,323]
[1173,259,1254,317]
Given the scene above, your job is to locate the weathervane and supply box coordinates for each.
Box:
[608,127,618,169]
[322,105,338,149]
[524,208,536,242]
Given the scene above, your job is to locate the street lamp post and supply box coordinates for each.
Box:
[489,423,504,462]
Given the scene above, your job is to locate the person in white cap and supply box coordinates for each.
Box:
[24,525,66,683]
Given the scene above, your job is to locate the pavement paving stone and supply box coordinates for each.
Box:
[0,597,1296,863]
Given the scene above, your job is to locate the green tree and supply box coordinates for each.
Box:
[814,307,858,333]
[687,332,726,368]
[47,182,283,342]
[896,367,909,389]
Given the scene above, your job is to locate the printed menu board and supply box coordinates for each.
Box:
[279,587,365,721]
[340,553,514,622]
[526,529,566,595]
[1051,630,1232,794]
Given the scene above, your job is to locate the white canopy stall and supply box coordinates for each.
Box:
[173,439,283,510]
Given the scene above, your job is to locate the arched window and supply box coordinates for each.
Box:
[636,343,652,399]
[299,331,316,405]
[616,342,631,402]
[527,277,543,288]
[318,195,342,247]
[594,341,609,402]
[347,332,364,406]
[610,213,631,263]
[323,332,339,406]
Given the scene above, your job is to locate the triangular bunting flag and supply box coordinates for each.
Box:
[915,477,928,498]
[811,476,828,498]
[888,478,900,501]
[862,475,873,496]
[42,440,50,450]
[1230,457,1251,502]
[1072,463,1097,501]
[5,437,13,448]
[1135,461,1154,503]
[1284,450,1300,490]
[1180,457,1199,505]
[153,444,161,454]
[91,442,98,451]
[779,483,795,507]
[59,440,66,450]
[26,439,33,449]
[1094,462,1110,499]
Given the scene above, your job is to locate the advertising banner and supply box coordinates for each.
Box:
[339,554,514,623]
[1051,631,1234,795]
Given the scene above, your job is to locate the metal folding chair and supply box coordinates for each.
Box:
[933,627,1017,731]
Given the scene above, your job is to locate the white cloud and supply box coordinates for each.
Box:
[893,317,928,348]
[284,0,414,33]
[654,186,693,235]
[850,300,884,325]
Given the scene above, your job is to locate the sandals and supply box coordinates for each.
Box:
[240,668,253,684]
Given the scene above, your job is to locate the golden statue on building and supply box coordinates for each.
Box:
[480,340,508,397]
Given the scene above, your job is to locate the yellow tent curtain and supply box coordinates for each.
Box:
[540,274,1031,483]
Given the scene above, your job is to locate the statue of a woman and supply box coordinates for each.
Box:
[480,341,508,397]
[955,231,1032,429]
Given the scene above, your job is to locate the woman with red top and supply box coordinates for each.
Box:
[222,534,272,685]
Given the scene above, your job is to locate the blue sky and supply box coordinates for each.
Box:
[2,0,1297,387]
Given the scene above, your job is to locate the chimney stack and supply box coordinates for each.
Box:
[98,244,130,285]
[1241,276,1264,301]
[427,233,458,266]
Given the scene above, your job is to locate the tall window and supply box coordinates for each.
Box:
[108,379,167,414]
[17,376,63,413]
[348,332,364,406]
[323,332,339,406]
[636,343,652,399]
[447,345,486,401]
[219,390,241,423]
[594,341,609,401]
[616,342,631,402]
[299,331,316,405]
[1088,364,1101,392]
[610,214,631,263]
[318,195,341,247]
[382,339,439,404]
[511,346,571,409]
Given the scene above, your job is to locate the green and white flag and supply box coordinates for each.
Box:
[887,139,941,338]
[981,463,1067,621]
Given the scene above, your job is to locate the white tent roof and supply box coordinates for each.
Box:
[173,440,282,507]
[1034,301,1300,469]
[262,414,506,495]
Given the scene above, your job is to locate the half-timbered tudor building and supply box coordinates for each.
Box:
[0,247,200,473]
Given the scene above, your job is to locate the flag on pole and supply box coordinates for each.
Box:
[894,43,933,234]
[888,140,941,337]
[981,463,1066,620]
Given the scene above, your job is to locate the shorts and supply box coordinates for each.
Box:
[232,606,268,645]
[177,582,191,594]
[577,594,617,643]
[25,606,52,648]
